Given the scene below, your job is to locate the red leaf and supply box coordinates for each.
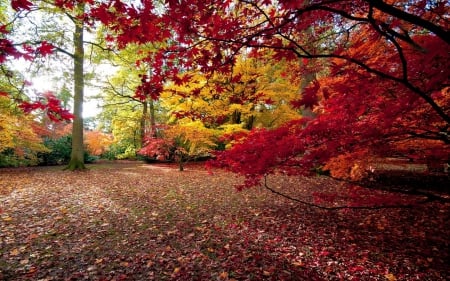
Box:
[11,0,33,11]
[37,41,54,56]
[264,98,275,105]
[19,92,74,122]
[301,80,320,108]
[0,25,8,34]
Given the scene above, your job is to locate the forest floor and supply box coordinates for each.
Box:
[0,161,449,280]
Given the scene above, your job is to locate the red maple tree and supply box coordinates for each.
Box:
[3,0,449,183]
[93,0,446,185]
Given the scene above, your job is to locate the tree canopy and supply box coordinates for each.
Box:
[1,0,448,184]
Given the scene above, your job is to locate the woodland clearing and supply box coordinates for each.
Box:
[0,161,449,280]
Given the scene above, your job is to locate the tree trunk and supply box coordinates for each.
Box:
[231,109,241,124]
[140,100,148,147]
[149,98,156,137]
[66,3,86,170]
[245,115,255,130]
[178,158,184,171]
[299,62,317,119]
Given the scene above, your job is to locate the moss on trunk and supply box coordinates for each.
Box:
[64,158,86,171]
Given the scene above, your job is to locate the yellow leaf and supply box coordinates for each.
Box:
[173,267,181,274]
[2,216,12,222]
[59,207,68,214]
[10,248,20,256]
[385,273,397,281]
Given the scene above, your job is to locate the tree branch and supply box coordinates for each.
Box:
[52,45,75,59]
[367,0,450,44]
[262,175,424,210]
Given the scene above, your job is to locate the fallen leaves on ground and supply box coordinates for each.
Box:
[0,162,449,280]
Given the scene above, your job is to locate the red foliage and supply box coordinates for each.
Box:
[210,119,309,189]
[11,0,33,11]
[19,92,74,122]
[4,1,450,186]
[290,80,320,109]
[0,39,25,63]
[211,32,449,186]
[118,0,450,186]
[138,137,174,161]
[36,41,54,56]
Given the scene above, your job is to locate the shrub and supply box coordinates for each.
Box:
[38,136,73,165]
[38,135,97,165]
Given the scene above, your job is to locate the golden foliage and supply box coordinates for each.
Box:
[0,96,49,164]
[164,120,216,156]
[161,52,301,130]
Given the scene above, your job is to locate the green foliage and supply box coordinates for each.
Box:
[0,149,35,167]
[101,147,120,160]
[38,136,73,165]
[84,153,98,164]
[101,143,136,160]
[38,135,97,166]
[116,146,137,160]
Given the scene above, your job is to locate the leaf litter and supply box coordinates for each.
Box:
[0,162,448,280]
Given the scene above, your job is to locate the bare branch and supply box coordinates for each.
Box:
[262,175,425,210]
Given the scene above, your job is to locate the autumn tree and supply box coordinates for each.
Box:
[98,67,148,158]
[3,1,449,185]
[94,0,449,186]
[63,1,86,170]
[317,33,450,180]
[0,94,50,166]
[1,0,113,170]
[84,130,113,156]
[0,1,72,123]
[94,41,169,159]
[0,1,76,166]
[162,51,302,131]
[139,121,216,170]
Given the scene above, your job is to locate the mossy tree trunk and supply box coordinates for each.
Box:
[66,2,86,171]
[140,100,148,147]
[149,98,157,138]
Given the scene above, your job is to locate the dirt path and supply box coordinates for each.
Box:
[1,162,449,280]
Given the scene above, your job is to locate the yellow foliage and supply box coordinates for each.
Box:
[111,110,142,145]
[0,96,49,164]
[164,120,216,156]
[161,52,302,131]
